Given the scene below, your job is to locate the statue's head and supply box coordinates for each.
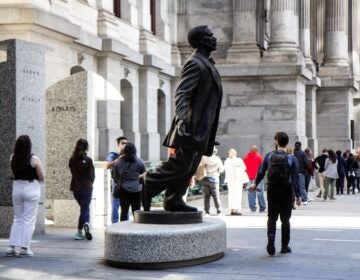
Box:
[188,25,217,53]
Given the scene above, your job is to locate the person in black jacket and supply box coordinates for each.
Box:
[345,153,358,194]
[69,139,95,241]
[140,25,222,212]
[336,150,346,195]
[314,149,328,198]
[293,142,310,204]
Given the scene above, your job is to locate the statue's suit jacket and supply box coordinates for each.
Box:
[163,51,223,156]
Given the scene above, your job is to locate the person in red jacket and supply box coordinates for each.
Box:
[244,145,266,212]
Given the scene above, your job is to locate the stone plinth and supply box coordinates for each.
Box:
[0,39,48,237]
[105,217,226,269]
[134,210,203,224]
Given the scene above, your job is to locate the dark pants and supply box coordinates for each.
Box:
[202,177,222,214]
[119,187,141,221]
[267,183,292,247]
[347,176,355,194]
[336,174,345,194]
[304,174,311,193]
[73,190,92,230]
[143,147,203,206]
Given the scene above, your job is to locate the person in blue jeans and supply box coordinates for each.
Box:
[246,180,266,212]
[243,145,266,212]
[104,136,127,223]
[69,139,95,240]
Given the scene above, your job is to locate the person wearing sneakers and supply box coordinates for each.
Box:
[249,132,301,256]
[322,149,338,200]
[69,139,95,241]
[7,135,45,257]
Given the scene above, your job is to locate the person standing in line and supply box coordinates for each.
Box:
[304,148,315,200]
[335,150,346,195]
[314,149,328,198]
[69,139,95,241]
[201,147,224,216]
[243,145,266,213]
[7,135,45,257]
[322,149,338,200]
[224,148,249,215]
[345,153,358,194]
[249,132,301,256]
[353,153,360,193]
[104,136,128,224]
[114,143,146,221]
[293,142,310,205]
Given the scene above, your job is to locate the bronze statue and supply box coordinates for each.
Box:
[141,25,223,212]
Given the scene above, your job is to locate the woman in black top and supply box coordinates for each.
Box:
[7,135,45,257]
[69,139,95,240]
[114,143,146,221]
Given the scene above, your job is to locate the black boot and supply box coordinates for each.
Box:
[280,246,292,254]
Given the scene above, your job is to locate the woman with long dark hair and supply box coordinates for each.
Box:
[322,149,338,200]
[7,135,45,257]
[69,139,95,240]
[114,143,146,221]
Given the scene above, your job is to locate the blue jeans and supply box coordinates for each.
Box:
[247,180,266,212]
[111,181,120,223]
[73,190,92,230]
[299,173,308,202]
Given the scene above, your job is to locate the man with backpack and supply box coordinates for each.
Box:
[248,132,301,256]
[104,136,128,223]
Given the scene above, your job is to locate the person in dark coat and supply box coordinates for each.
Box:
[336,150,346,195]
[141,25,223,212]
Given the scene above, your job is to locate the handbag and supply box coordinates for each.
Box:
[195,163,207,181]
[113,162,132,199]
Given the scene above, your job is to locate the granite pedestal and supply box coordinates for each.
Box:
[105,211,226,269]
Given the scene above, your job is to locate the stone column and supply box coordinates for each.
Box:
[306,78,321,155]
[299,0,313,69]
[227,0,259,63]
[0,39,48,237]
[268,0,299,51]
[323,0,348,66]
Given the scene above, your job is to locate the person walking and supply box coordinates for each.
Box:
[104,136,128,223]
[201,147,224,216]
[243,145,266,213]
[314,149,328,198]
[224,148,249,215]
[249,132,301,256]
[114,143,146,221]
[322,150,338,200]
[7,135,45,257]
[304,148,315,200]
[336,150,346,195]
[293,142,310,204]
[69,139,95,241]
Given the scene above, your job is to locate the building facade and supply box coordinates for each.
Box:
[1,0,360,159]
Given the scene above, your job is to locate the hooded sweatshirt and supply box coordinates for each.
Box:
[243,151,263,180]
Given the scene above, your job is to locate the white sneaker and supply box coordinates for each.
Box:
[217,212,225,217]
[6,246,18,257]
[303,201,309,205]
[19,247,34,257]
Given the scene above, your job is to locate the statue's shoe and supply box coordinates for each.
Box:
[164,203,198,212]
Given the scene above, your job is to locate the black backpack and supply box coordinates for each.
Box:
[267,151,290,185]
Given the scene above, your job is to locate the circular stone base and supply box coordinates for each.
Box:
[105,218,226,269]
[134,210,203,224]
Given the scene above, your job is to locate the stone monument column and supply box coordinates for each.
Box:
[269,0,299,52]
[226,0,259,63]
[323,0,348,66]
[299,0,313,69]
[0,39,48,237]
[317,0,359,151]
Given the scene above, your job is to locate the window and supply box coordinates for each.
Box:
[150,0,156,34]
[114,0,121,18]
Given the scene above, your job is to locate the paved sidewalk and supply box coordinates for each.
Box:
[1,191,360,280]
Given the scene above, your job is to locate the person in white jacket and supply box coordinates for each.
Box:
[224,149,249,215]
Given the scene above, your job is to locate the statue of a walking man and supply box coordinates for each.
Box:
[141,25,223,212]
